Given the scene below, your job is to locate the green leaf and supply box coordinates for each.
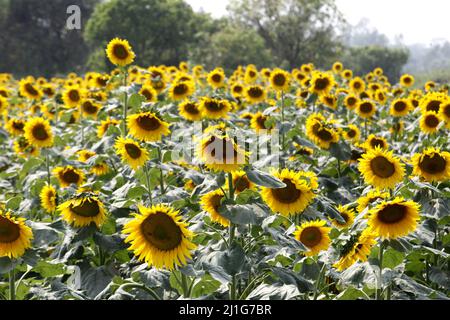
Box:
[217,243,246,276]
[191,274,221,298]
[127,185,148,199]
[93,232,127,253]
[244,167,286,188]
[128,93,146,112]
[218,204,267,225]
[337,286,368,300]
[6,196,23,210]
[329,141,352,161]
[34,261,66,277]
[382,248,404,269]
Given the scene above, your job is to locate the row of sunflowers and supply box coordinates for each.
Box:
[0,38,449,300]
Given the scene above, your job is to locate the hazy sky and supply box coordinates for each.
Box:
[186,0,450,45]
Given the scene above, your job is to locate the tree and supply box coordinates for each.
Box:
[0,0,99,77]
[227,0,344,68]
[84,0,199,69]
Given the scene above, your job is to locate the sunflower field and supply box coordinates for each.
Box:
[0,38,449,301]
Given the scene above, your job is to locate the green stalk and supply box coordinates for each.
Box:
[157,146,165,195]
[376,242,385,300]
[45,150,51,185]
[9,269,15,300]
[280,91,286,168]
[122,69,129,136]
[227,171,237,300]
[313,263,326,300]
[143,163,153,205]
[181,273,190,298]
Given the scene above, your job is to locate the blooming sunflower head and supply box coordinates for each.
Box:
[334,228,377,271]
[231,171,255,194]
[198,97,231,120]
[114,137,149,170]
[309,71,335,95]
[200,189,229,227]
[293,220,331,257]
[58,193,107,228]
[207,68,226,89]
[244,85,267,104]
[331,205,355,229]
[250,112,274,133]
[364,134,388,151]
[169,81,195,101]
[400,74,414,87]
[40,184,57,214]
[19,79,42,100]
[139,84,158,103]
[411,147,450,182]
[355,100,376,119]
[106,38,135,67]
[53,166,85,188]
[390,98,412,117]
[5,118,26,136]
[127,112,171,142]
[179,100,202,121]
[80,99,101,118]
[0,211,33,259]
[269,68,291,91]
[62,86,84,108]
[349,77,366,94]
[420,111,442,134]
[343,124,360,142]
[97,118,120,138]
[23,117,54,148]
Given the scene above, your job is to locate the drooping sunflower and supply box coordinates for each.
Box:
[178,100,202,121]
[19,79,42,100]
[349,77,366,94]
[207,68,226,89]
[5,118,25,136]
[334,228,377,271]
[420,111,442,134]
[261,169,316,216]
[114,137,149,170]
[364,134,388,150]
[356,189,390,213]
[197,134,247,172]
[244,85,267,104]
[355,100,376,119]
[411,147,450,182]
[198,97,232,119]
[269,68,290,91]
[331,205,355,229]
[169,81,195,101]
[62,86,84,108]
[77,150,110,176]
[106,38,135,66]
[343,124,360,142]
[80,99,101,118]
[0,211,33,259]
[250,112,274,133]
[358,147,405,189]
[13,137,40,158]
[123,204,196,270]
[23,117,54,148]
[293,220,331,257]
[200,189,229,227]
[439,100,450,127]
[400,74,415,87]
[59,193,107,228]
[40,184,57,213]
[305,117,339,150]
[53,166,85,188]
[231,171,255,194]
[320,94,338,109]
[390,98,412,117]
[309,71,335,95]
[139,84,158,103]
[368,197,420,239]
[127,112,170,142]
[97,118,120,138]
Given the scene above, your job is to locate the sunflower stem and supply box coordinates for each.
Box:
[280,91,286,168]
[157,146,165,195]
[45,150,51,185]
[122,68,129,136]
[337,158,341,179]
[143,163,153,205]
[313,263,326,300]
[376,241,385,300]
[181,272,190,298]
[9,269,15,300]
[80,112,85,146]
[364,119,368,139]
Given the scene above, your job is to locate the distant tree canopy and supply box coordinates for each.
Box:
[0,0,99,77]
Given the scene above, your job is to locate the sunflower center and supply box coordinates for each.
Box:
[419,153,446,174]
[234,176,250,192]
[248,87,263,98]
[32,124,50,141]
[141,89,154,101]
[425,115,439,128]
[394,101,407,112]
[300,227,322,248]
[25,83,38,96]
[256,115,267,129]
[112,44,129,60]
[137,115,161,131]
[314,78,329,91]
[347,129,356,138]
[443,104,450,117]
[70,199,100,217]
[13,121,25,131]
[205,100,223,112]
[211,74,222,83]
[183,103,199,115]
[68,90,80,102]
[82,101,98,114]
[347,97,357,107]
[0,216,20,243]
[125,143,142,159]
[316,128,333,141]
[141,212,182,251]
[271,178,301,204]
[359,102,373,113]
[426,100,441,113]
[62,169,80,184]
[206,136,238,162]
[370,156,395,178]
[273,74,286,86]
[233,85,243,93]
[353,81,362,89]
[173,83,188,95]
[370,138,385,149]
[377,204,406,224]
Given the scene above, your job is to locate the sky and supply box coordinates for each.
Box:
[186,0,450,45]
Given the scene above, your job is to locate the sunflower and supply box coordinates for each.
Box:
[341,69,353,80]
[123,204,196,270]
[411,147,450,182]
[200,189,229,227]
[5,118,25,136]
[250,112,274,133]
[231,171,255,194]
[344,124,360,142]
[270,68,290,91]
[334,228,377,271]
[179,100,202,121]
[0,96,8,112]
[293,220,331,257]
[80,99,101,118]
[364,134,388,150]
[197,134,247,172]
[62,86,83,108]
[59,193,107,228]
[244,67,258,84]
[373,89,387,104]
[115,137,149,170]
[77,149,110,176]
[332,62,343,73]
[400,74,415,87]
[13,137,40,158]
[139,84,158,103]
[244,85,267,104]
[390,98,412,117]
[169,81,195,101]
[331,205,355,229]
[358,147,405,189]
[198,97,231,119]
[309,71,334,95]
[344,94,359,110]
[53,166,85,188]
[40,184,57,213]
[261,169,316,216]
[19,79,42,100]
[207,68,226,89]
[97,118,120,138]
[127,112,170,142]
[0,211,33,259]
[355,100,376,119]
[320,94,337,109]
[419,92,445,113]
[439,100,450,127]
[305,117,339,150]
[368,197,420,239]
[23,117,54,148]
[420,111,442,134]
[106,38,135,66]
[230,83,245,98]
[425,81,436,92]
[349,77,366,94]
[356,189,390,213]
